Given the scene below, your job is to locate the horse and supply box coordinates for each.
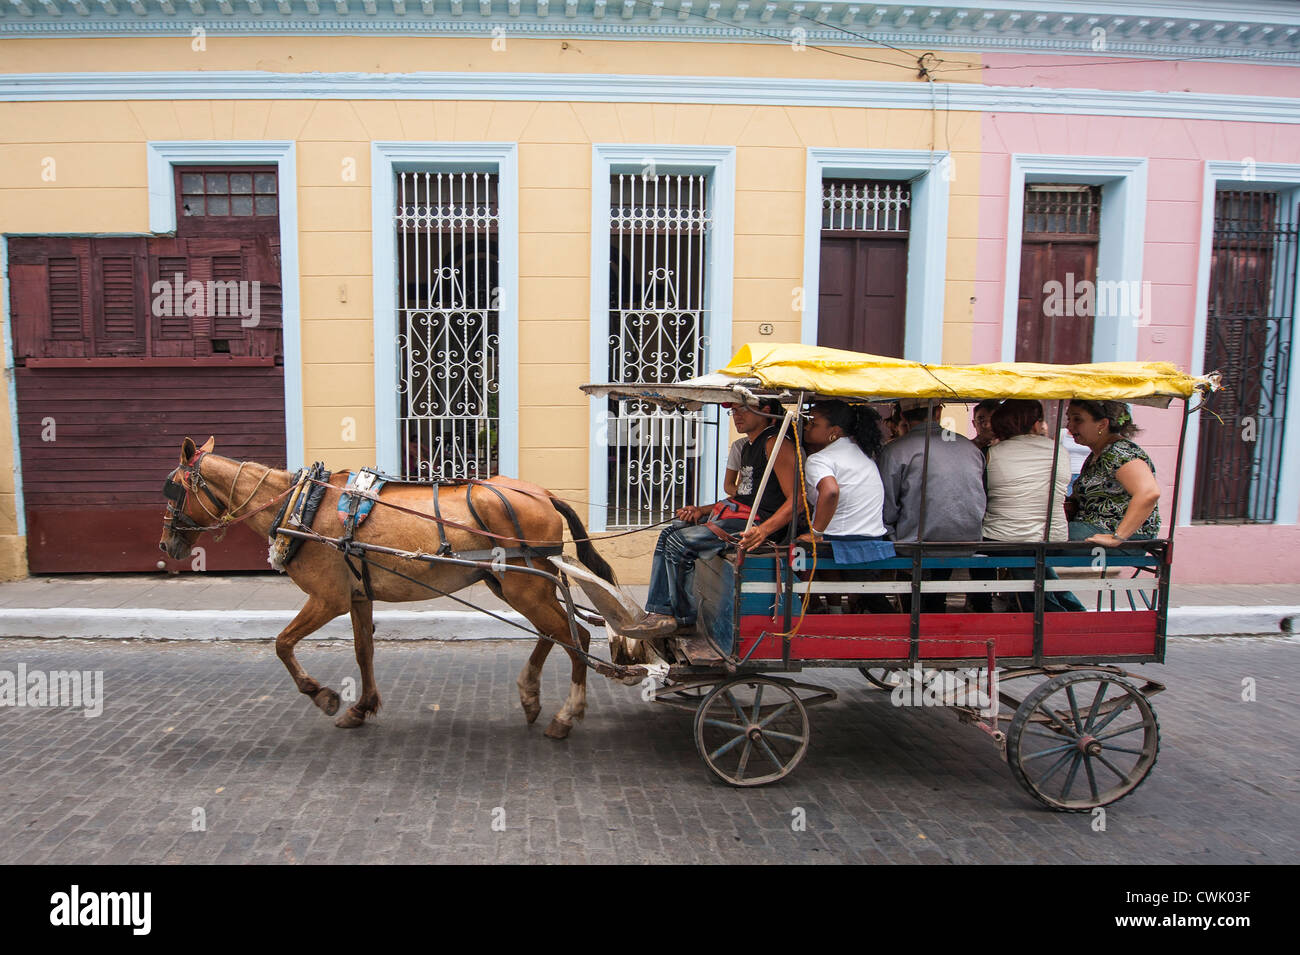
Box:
[158,436,617,739]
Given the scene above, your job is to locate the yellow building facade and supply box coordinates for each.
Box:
[0,34,983,580]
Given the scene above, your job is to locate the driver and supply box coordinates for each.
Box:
[623,398,798,638]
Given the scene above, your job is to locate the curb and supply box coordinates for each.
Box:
[1167,605,1300,637]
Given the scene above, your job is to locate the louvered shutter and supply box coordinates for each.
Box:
[7,237,93,360]
[90,239,148,356]
[149,239,194,359]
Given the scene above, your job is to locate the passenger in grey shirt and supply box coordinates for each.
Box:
[877,399,987,611]
[878,399,986,543]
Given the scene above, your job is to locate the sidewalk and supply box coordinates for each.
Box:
[0,572,1298,640]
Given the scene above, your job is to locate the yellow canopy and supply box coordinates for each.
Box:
[719,343,1215,403]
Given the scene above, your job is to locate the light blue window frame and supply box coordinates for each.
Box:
[588,144,735,531]
[371,142,519,479]
[801,148,950,362]
[1182,161,1300,526]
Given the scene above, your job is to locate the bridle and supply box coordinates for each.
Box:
[163,450,283,541]
[163,452,227,536]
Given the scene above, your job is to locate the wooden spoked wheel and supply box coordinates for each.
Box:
[693,677,810,787]
[1006,671,1160,812]
[672,684,710,700]
[858,667,904,691]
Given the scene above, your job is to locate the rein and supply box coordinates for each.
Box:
[302,477,672,547]
[167,459,670,547]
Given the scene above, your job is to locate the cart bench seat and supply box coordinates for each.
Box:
[692,549,1166,667]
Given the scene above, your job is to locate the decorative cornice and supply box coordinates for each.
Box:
[0,2,1297,64]
[4,70,1300,124]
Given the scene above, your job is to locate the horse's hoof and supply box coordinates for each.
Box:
[312,687,340,716]
[522,699,541,724]
[544,718,572,740]
[334,707,366,729]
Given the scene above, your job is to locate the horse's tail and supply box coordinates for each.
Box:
[550,498,617,586]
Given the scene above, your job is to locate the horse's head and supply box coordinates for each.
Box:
[159,436,217,561]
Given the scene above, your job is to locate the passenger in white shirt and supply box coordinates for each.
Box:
[800,400,887,539]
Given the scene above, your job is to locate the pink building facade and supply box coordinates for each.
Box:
[971,57,1300,583]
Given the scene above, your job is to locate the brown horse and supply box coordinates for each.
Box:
[159,437,617,739]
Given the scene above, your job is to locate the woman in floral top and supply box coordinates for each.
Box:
[1063,400,1161,547]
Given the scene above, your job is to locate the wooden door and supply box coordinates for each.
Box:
[7,235,285,572]
[1193,190,1293,522]
[1016,240,1098,365]
[818,236,908,358]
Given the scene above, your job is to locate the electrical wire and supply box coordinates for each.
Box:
[931,47,1300,74]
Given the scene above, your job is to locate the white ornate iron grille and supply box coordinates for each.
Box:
[396,171,500,482]
[607,173,712,527]
[822,179,911,233]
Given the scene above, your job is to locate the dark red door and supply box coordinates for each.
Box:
[1193,190,1287,522]
[8,235,285,572]
[1016,185,1100,366]
[1016,240,1098,365]
[818,236,908,358]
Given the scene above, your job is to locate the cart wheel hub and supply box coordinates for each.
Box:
[747,726,763,742]
[1077,735,1102,757]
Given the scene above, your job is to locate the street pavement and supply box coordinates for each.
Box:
[0,634,1295,864]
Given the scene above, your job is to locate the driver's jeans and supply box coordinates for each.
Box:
[644,518,749,627]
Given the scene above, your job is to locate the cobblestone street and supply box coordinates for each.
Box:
[0,635,1295,864]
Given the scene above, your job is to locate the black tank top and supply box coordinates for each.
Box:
[734,426,788,524]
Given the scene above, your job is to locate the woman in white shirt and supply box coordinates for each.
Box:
[800,401,887,540]
[799,400,892,613]
[982,399,1084,613]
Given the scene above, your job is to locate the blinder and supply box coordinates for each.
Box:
[162,465,212,533]
[163,476,186,504]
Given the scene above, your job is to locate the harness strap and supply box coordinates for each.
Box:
[464,482,489,537]
[334,470,374,600]
[341,547,375,601]
[455,545,564,562]
[431,487,453,556]
[268,468,304,538]
[474,481,535,569]
[460,484,503,589]
[342,471,366,538]
[307,478,548,549]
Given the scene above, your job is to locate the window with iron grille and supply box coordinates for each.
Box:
[821,179,911,234]
[606,173,711,527]
[1023,184,1101,238]
[1193,190,1299,523]
[395,171,500,482]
